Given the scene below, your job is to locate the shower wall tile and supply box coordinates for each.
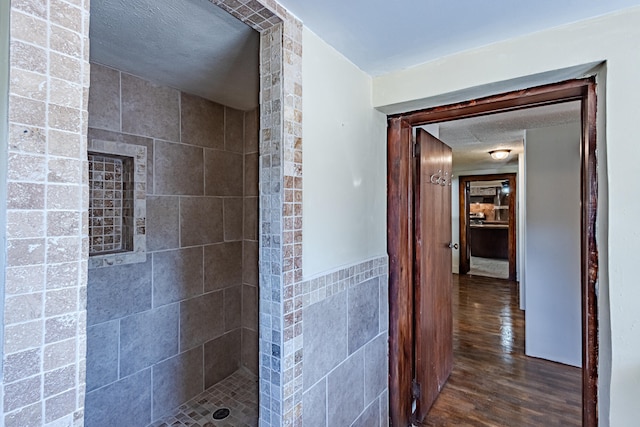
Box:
[303,377,326,427]
[87,64,120,132]
[121,73,180,142]
[352,398,380,427]
[86,320,119,392]
[242,284,258,330]
[244,197,258,241]
[242,241,259,286]
[244,152,259,197]
[87,257,152,326]
[152,247,204,307]
[224,106,244,153]
[327,349,365,427]
[154,141,204,195]
[244,109,259,154]
[204,329,241,388]
[85,369,152,427]
[179,291,224,351]
[223,285,242,332]
[180,93,224,149]
[152,347,204,421]
[204,149,243,196]
[241,328,259,375]
[223,198,243,241]
[146,196,180,251]
[119,303,179,377]
[179,197,223,246]
[204,242,242,292]
[348,277,380,354]
[364,333,388,404]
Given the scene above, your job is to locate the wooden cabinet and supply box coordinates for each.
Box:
[470,226,508,259]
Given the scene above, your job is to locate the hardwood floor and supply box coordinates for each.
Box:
[420,274,582,426]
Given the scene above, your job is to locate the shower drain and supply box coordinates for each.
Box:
[212,408,230,420]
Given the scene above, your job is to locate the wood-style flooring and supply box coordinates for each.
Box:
[420,274,582,426]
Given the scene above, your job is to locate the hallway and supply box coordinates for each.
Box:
[421,274,581,426]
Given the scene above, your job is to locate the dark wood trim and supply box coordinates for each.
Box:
[582,80,598,427]
[387,117,414,427]
[458,173,517,281]
[387,77,598,427]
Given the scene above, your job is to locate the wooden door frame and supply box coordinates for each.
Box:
[387,77,598,426]
[458,173,517,280]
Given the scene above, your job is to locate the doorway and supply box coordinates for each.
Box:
[388,78,598,426]
[459,173,517,280]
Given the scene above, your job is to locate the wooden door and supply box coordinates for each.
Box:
[413,129,454,423]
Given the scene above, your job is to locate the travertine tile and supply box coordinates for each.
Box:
[44,364,76,398]
[224,285,242,332]
[223,197,243,241]
[9,95,46,127]
[45,389,76,424]
[152,248,204,307]
[154,141,203,195]
[204,329,241,387]
[179,292,224,351]
[87,64,120,132]
[225,106,244,153]
[46,184,81,210]
[7,210,45,239]
[46,236,82,264]
[204,149,243,196]
[49,52,81,83]
[4,348,41,383]
[9,68,47,101]
[5,320,44,354]
[4,402,42,427]
[244,108,259,154]
[48,129,82,158]
[47,104,81,133]
[9,123,46,154]
[179,197,223,246]
[49,78,83,109]
[44,338,77,372]
[244,152,259,196]
[10,40,47,74]
[49,24,82,58]
[49,0,82,33]
[204,242,242,292]
[86,321,118,392]
[11,0,47,19]
[4,375,42,412]
[46,262,79,290]
[4,293,43,325]
[6,265,45,295]
[45,314,78,344]
[47,211,81,237]
[7,238,45,266]
[244,197,258,241]
[45,288,78,317]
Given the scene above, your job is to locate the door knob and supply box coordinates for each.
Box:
[448,242,459,250]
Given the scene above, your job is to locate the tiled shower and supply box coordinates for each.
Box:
[84,63,259,426]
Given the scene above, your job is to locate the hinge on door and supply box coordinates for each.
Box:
[411,379,421,400]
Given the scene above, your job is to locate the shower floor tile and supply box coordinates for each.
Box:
[150,368,258,427]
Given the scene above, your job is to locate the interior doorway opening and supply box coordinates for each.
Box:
[388,78,598,426]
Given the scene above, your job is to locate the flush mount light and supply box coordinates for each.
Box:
[489,149,511,160]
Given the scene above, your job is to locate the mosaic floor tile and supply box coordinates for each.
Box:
[150,368,258,427]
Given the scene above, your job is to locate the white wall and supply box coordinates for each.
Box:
[302,27,387,278]
[524,123,582,367]
[371,7,640,424]
[518,154,526,310]
[0,0,9,385]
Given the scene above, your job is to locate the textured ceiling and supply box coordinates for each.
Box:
[278,0,639,75]
[89,0,260,111]
[432,101,582,172]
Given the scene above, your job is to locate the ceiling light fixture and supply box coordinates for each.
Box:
[489,149,511,160]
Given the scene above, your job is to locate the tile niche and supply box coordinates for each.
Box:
[88,139,147,268]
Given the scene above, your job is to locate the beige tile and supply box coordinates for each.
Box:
[45,389,76,423]
[4,348,41,383]
[10,68,47,101]
[4,293,43,325]
[224,198,243,241]
[121,73,180,141]
[44,338,77,371]
[50,78,83,109]
[45,314,78,344]
[9,123,46,154]
[10,9,47,46]
[5,319,43,353]
[48,104,81,133]
[46,262,79,290]
[48,129,82,158]
[6,265,45,295]
[7,210,45,240]
[50,52,81,83]
[224,285,242,332]
[11,0,47,18]
[204,149,243,196]
[180,197,223,246]
[45,288,78,317]
[225,106,244,153]
[180,93,224,149]
[242,328,259,375]
[204,241,242,292]
[44,365,76,398]
[47,237,82,264]
[154,141,203,195]
[9,95,46,128]
[244,108,259,154]
[47,158,81,184]
[244,197,258,240]
[4,375,42,412]
[4,403,43,427]
[8,152,46,182]
[49,0,82,33]
[7,238,45,266]
[50,24,82,58]
[87,64,121,132]
[47,184,81,210]
[242,284,258,330]
[10,40,47,74]
[243,240,258,285]
[47,211,81,236]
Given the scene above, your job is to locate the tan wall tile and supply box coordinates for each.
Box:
[50,78,83,109]
[49,51,81,83]
[10,9,47,46]
[47,158,81,184]
[50,24,82,58]
[46,237,82,264]
[47,184,81,210]
[11,0,47,19]
[44,365,76,398]
[5,320,44,353]
[9,95,46,127]
[49,0,82,33]
[8,123,46,154]
[45,314,78,344]
[45,389,76,423]
[6,265,45,295]
[7,152,46,182]
[46,262,79,290]
[7,182,45,209]
[48,104,81,133]
[7,238,46,266]
[10,40,47,74]
[4,348,41,383]
[44,338,77,372]
[47,211,81,237]
[45,288,78,317]
[4,403,43,427]
[9,68,47,101]
[4,293,43,325]
[7,210,45,239]
[3,375,42,412]
[48,129,82,158]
